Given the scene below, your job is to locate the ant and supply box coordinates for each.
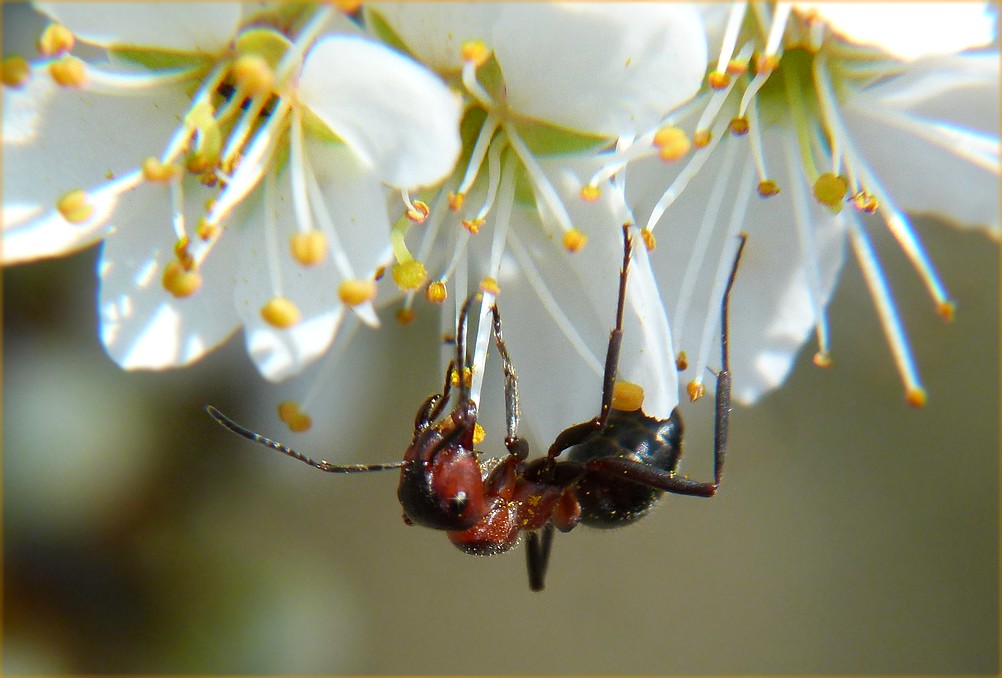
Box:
[207,288,527,532]
[440,226,747,590]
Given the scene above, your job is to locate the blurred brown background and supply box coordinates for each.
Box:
[3,3,998,673]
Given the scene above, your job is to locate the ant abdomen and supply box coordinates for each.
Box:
[568,408,683,527]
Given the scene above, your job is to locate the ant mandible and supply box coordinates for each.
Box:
[207,289,528,532]
[439,225,747,591]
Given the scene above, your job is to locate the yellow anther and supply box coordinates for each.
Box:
[905,387,928,408]
[392,259,427,291]
[937,301,956,322]
[687,380,705,402]
[675,351,688,371]
[290,231,328,266]
[450,366,473,388]
[186,152,212,175]
[707,70,731,90]
[196,217,219,241]
[232,53,275,96]
[49,54,86,87]
[562,229,588,253]
[813,351,833,368]
[851,191,879,213]
[173,236,194,269]
[405,200,430,223]
[579,184,601,202]
[162,261,203,298]
[726,58,748,75]
[758,180,781,197]
[396,307,416,325]
[425,281,448,304]
[479,276,500,296]
[141,157,182,183]
[56,189,94,224]
[813,173,849,211]
[331,0,363,12]
[1,55,31,88]
[338,278,377,307]
[448,192,465,211]
[755,53,780,75]
[693,129,712,149]
[462,218,483,234]
[472,422,486,446]
[260,297,302,328]
[729,117,749,136]
[38,23,75,57]
[653,126,691,162]
[611,381,645,412]
[278,401,312,433]
[640,228,656,252]
[461,40,491,67]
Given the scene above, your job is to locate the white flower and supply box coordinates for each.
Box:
[364,2,707,443]
[603,1,999,407]
[2,2,462,387]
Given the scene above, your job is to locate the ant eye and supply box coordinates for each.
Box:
[450,491,468,514]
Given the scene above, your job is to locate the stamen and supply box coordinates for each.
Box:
[278,400,313,433]
[141,157,183,183]
[454,113,501,201]
[562,229,588,253]
[1,55,31,88]
[468,137,505,224]
[162,260,203,298]
[687,380,706,402]
[713,3,749,79]
[291,231,328,266]
[261,296,302,328]
[653,126,692,162]
[56,189,94,223]
[338,278,377,306]
[847,216,925,406]
[695,42,754,139]
[66,61,202,94]
[231,53,275,97]
[611,381,645,411]
[49,54,87,87]
[37,23,75,56]
[426,281,448,304]
[461,41,496,109]
[503,123,576,234]
[403,192,431,223]
[745,96,776,192]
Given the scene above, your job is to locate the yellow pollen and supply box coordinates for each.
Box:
[758,180,781,197]
[726,58,748,75]
[406,200,431,223]
[813,173,849,212]
[278,401,312,433]
[937,301,956,322]
[611,381,645,412]
[450,366,473,388]
[338,278,377,307]
[396,307,416,325]
[675,351,688,371]
[579,184,601,202]
[562,229,588,253]
[56,189,95,224]
[905,388,928,408]
[653,126,691,162]
[173,236,195,269]
[472,422,486,446]
[141,157,182,183]
[687,380,705,402]
[448,192,465,211]
[425,281,448,304]
[707,70,730,90]
[851,191,879,213]
[461,40,490,67]
[2,55,31,88]
[462,218,483,234]
[479,276,500,296]
[185,153,212,175]
[232,53,275,97]
[693,129,712,149]
[813,351,833,368]
[290,231,328,266]
[162,261,203,298]
[392,259,427,291]
[49,54,86,87]
[640,228,656,252]
[755,53,780,75]
[331,0,363,12]
[38,23,75,57]
[729,117,749,136]
[260,297,302,328]
[196,217,219,241]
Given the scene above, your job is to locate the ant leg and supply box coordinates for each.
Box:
[526,522,555,591]
[490,304,528,460]
[207,406,406,474]
[454,294,478,403]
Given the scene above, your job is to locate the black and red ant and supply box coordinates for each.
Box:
[207,286,527,532]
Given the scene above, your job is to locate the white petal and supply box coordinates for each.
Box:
[365,2,500,72]
[98,181,241,369]
[298,35,462,189]
[35,2,240,53]
[491,3,707,136]
[2,68,194,263]
[795,2,997,60]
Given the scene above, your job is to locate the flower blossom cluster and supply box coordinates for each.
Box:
[2,2,998,445]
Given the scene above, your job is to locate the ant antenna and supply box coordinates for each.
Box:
[206,406,406,473]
